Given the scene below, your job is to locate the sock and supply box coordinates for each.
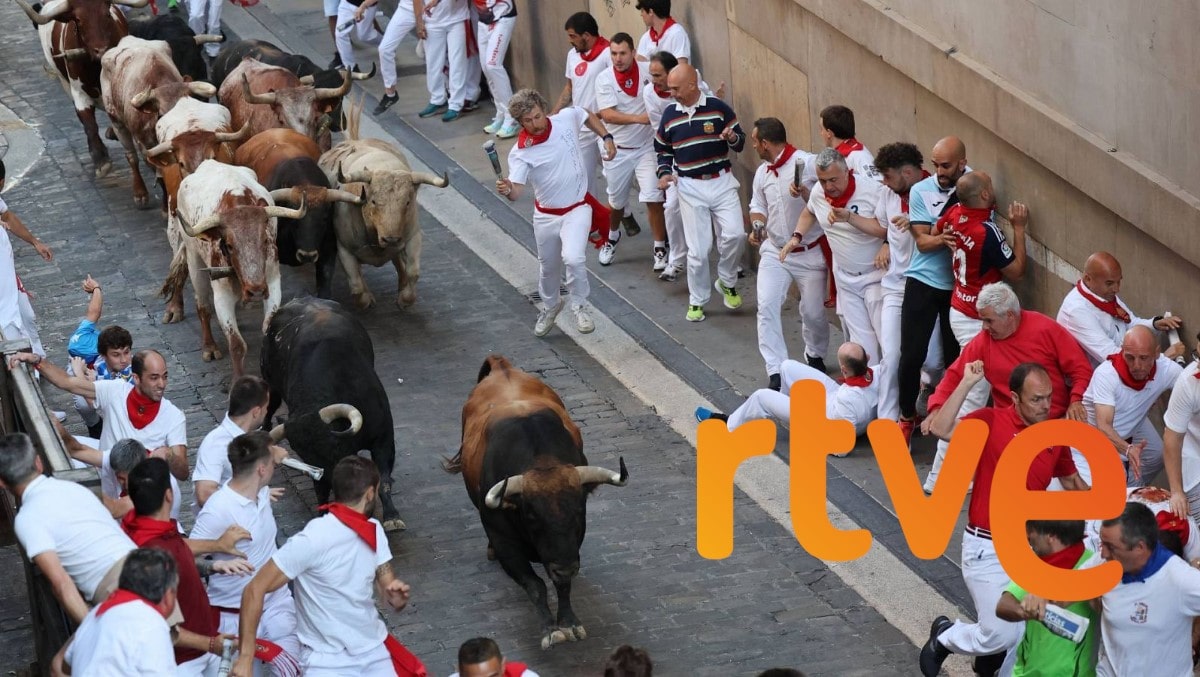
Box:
[608,230,621,243]
[654,240,666,249]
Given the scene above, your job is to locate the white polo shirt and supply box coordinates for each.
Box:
[1097,553,1200,677]
[93,380,187,455]
[565,45,611,114]
[594,63,653,149]
[14,475,135,601]
[636,21,690,61]
[1057,284,1155,366]
[1164,362,1200,491]
[749,147,820,249]
[64,596,175,675]
[191,484,288,609]
[876,187,915,292]
[272,513,390,655]
[192,415,243,489]
[98,448,182,522]
[808,174,886,274]
[508,107,589,209]
[1083,356,1183,437]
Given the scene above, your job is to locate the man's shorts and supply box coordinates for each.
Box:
[324,0,339,18]
[602,144,662,210]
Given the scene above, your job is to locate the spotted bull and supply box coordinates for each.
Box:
[218,58,350,152]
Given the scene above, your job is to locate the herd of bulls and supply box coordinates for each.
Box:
[16,0,629,649]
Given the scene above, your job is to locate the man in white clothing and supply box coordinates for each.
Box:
[747,116,826,391]
[476,0,520,138]
[496,89,615,338]
[552,12,612,200]
[415,0,471,122]
[336,0,384,76]
[450,637,540,677]
[1163,358,1200,523]
[1057,251,1184,366]
[817,105,878,179]
[372,0,424,114]
[193,375,271,508]
[635,0,690,63]
[0,159,54,358]
[188,0,225,59]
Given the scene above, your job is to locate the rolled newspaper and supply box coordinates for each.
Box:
[281,457,324,481]
[216,638,234,676]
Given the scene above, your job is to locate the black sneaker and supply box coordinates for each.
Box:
[621,214,641,237]
[463,99,480,112]
[373,92,399,115]
[919,616,953,677]
[806,355,827,373]
[972,653,1005,677]
[768,373,781,392]
[328,53,343,70]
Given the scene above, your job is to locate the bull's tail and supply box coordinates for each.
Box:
[158,245,189,299]
[343,93,365,142]
[441,447,463,474]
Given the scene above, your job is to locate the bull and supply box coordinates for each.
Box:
[260,297,405,531]
[317,99,449,309]
[15,0,149,178]
[127,13,223,83]
[100,35,216,207]
[218,58,351,151]
[235,129,364,298]
[162,159,302,377]
[446,355,628,649]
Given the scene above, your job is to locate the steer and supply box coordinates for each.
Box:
[15,0,148,178]
[101,35,216,207]
[260,297,405,530]
[318,100,449,309]
[446,354,628,650]
[163,160,302,378]
[127,14,223,83]
[235,129,363,298]
[219,59,350,152]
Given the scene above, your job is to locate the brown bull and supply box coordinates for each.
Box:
[218,59,350,152]
[233,128,321,180]
[446,355,627,650]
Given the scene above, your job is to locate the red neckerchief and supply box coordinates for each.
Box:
[835,138,864,157]
[766,144,797,177]
[517,119,552,148]
[1041,541,1086,570]
[843,368,873,388]
[504,662,529,677]
[385,637,428,677]
[652,84,671,99]
[320,502,377,549]
[1158,510,1191,546]
[899,170,932,212]
[614,60,640,97]
[649,17,676,44]
[126,387,161,430]
[1107,352,1156,391]
[96,589,163,618]
[579,37,610,63]
[1076,280,1130,322]
[121,512,179,546]
[826,170,857,209]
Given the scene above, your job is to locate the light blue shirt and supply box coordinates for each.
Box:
[904,174,955,291]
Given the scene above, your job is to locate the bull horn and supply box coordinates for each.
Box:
[298,74,315,85]
[325,187,364,204]
[53,48,89,60]
[484,475,525,509]
[204,266,235,280]
[144,139,173,158]
[192,33,224,45]
[130,87,155,109]
[14,0,68,24]
[110,0,150,7]
[213,120,251,143]
[176,209,222,237]
[576,457,629,487]
[188,81,217,99]
[268,421,287,441]
[264,194,307,220]
[268,188,301,205]
[312,69,352,100]
[337,164,372,185]
[318,403,362,436]
[241,74,277,106]
[411,171,449,188]
[349,62,377,81]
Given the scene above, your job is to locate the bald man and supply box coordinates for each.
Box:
[654,62,746,322]
[695,342,880,448]
[1078,325,1186,486]
[1057,251,1184,367]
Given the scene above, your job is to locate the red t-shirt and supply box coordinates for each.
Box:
[940,204,1015,319]
[143,531,219,664]
[928,310,1093,418]
[963,406,1077,530]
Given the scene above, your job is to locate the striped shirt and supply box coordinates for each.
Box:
[654,94,744,179]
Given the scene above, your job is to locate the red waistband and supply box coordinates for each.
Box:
[791,234,827,254]
[535,198,586,215]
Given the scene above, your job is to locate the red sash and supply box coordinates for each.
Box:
[1076,280,1130,323]
[843,368,873,388]
[96,589,162,618]
[648,17,676,45]
[121,513,180,546]
[766,144,796,177]
[1107,352,1156,391]
[535,195,611,249]
[126,387,161,430]
[826,170,856,209]
[835,138,864,157]
[614,61,639,98]
[579,37,609,63]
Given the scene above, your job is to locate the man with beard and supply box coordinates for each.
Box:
[552,12,612,200]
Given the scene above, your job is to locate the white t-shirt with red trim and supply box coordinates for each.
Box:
[93,380,187,455]
[594,63,652,149]
[507,107,589,209]
[565,45,612,113]
[808,174,886,274]
[636,21,691,62]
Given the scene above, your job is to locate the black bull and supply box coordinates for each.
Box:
[127,14,217,84]
[267,157,340,299]
[261,297,404,530]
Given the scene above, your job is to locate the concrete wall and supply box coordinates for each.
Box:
[506,0,1200,326]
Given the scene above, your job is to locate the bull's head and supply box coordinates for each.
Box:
[242,70,351,142]
[130,80,218,115]
[336,164,449,248]
[269,183,361,263]
[144,121,250,175]
[16,0,145,60]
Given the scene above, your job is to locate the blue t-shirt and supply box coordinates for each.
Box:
[67,319,99,363]
[905,174,955,291]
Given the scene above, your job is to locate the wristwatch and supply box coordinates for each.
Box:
[602,133,614,141]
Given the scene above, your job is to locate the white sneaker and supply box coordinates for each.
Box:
[598,240,617,266]
[572,304,594,333]
[652,247,667,271]
[533,301,563,337]
[52,410,67,422]
[658,264,680,282]
[483,120,502,135]
[496,122,520,139]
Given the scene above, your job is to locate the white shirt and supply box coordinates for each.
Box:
[0,196,23,336]
[273,513,390,655]
[94,380,187,454]
[449,670,539,677]
[65,596,175,676]
[1097,554,1200,677]
[565,45,612,114]
[192,415,243,488]
[424,0,468,26]
[1163,362,1200,491]
[832,369,881,436]
[1084,356,1183,438]
[594,63,653,149]
[1057,284,1155,366]
[14,475,134,601]
[749,147,820,249]
[1085,488,1200,562]
[508,107,589,209]
[98,448,182,522]
[191,484,289,609]
[636,21,691,61]
[643,69,713,130]
[877,187,916,292]
[842,146,879,181]
[808,174,886,274]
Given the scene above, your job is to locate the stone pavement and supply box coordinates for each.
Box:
[0,3,926,675]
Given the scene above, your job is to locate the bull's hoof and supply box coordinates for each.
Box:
[381,517,407,531]
[486,544,496,561]
[134,193,151,209]
[94,160,113,178]
[560,624,586,641]
[104,126,116,140]
[354,291,376,310]
[161,305,184,324]
[540,629,569,650]
[397,289,416,308]
[202,346,223,361]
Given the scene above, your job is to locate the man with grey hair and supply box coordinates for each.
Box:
[781,148,887,361]
[58,430,184,522]
[0,432,135,624]
[497,88,616,338]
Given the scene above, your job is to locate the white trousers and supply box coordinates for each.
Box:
[477,17,516,125]
[663,182,686,269]
[938,532,1023,673]
[729,360,839,431]
[533,206,591,310]
[3,291,45,358]
[187,0,222,57]
[177,652,219,677]
[378,5,417,89]
[756,242,829,377]
[925,307,988,491]
[578,130,602,199]
[301,641,393,676]
[424,20,468,110]
[217,599,299,677]
[1067,416,1163,487]
[603,145,658,211]
[335,0,382,71]
[832,264,884,363]
[675,173,744,306]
